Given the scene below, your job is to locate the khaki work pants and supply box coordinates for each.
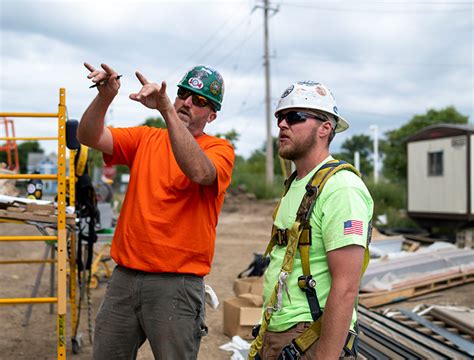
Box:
[260,322,357,359]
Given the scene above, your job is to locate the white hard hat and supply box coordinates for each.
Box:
[274,81,349,133]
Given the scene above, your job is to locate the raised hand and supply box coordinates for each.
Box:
[129,71,173,112]
[84,62,121,98]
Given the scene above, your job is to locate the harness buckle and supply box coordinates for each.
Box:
[251,324,261,339]
[278,342,302,360]
[277,229,288,246]
[343,329,359,356]
[305,184,318,197]
[297,275,316,290]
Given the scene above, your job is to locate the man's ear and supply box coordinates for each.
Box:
[319,121,333,137]
[207,112,217,124]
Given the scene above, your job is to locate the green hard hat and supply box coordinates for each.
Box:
[177,65,225,111]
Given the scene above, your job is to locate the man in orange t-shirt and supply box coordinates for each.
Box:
[78,62,234,360]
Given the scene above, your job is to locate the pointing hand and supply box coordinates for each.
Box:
[129,71,173,112]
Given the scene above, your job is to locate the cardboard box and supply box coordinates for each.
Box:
[223,294,263,339]
[233,276,264,296]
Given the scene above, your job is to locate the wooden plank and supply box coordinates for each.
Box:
[0,210,75,225]
[428,307,474,337]
[26,203,55,213]
[360,271,474,307]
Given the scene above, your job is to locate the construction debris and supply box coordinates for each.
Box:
[0,168,19,197]
[360,242,474,307]
[359,305,473,359]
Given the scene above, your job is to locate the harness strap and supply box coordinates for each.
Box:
[75,144,89,177]
[249,221,303,358]
[249,160,368,359]
[292,322,358,355]
[264,172,298,258]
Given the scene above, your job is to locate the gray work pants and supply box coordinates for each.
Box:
[93,265,207,360]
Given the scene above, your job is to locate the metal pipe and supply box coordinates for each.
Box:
[0,137,58,141]
[0,236,57,241]
[0,174,57,180]
[0,297,58,305]
[0,259,57,264]
[0,112,58,118]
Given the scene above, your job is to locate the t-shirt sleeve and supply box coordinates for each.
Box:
[103,126,151,167]
[320,178,372,252]
[204,140,235,195]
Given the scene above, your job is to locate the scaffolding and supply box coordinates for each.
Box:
[0,88,78,359]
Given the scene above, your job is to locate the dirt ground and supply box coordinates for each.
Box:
[0,198,473,359]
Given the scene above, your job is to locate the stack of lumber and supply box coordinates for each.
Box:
[0,195,75,225]
[358,305,473,359]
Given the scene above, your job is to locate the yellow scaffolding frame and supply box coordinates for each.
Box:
[0,88,77,359]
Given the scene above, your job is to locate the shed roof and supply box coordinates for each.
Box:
[408,123,474,142]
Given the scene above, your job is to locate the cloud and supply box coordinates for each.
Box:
[1,0,472,158]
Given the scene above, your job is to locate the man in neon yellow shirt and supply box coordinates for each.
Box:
[256,81,373,359]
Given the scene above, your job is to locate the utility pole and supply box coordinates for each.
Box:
[370,125,379,183]
[263,0,273,184]
[354,151,360,172]
[255,0,278,185]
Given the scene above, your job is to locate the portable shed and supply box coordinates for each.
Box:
[407,123,474,229]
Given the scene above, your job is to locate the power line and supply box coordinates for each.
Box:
[164,4,250,79]
[213,21,263,67]
[275,55,472,68]
[195,12,257,65]
[277,1,472,13]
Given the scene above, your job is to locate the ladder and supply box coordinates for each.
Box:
[0,88,78,359]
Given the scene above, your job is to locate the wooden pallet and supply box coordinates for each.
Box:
[359,270,474,308]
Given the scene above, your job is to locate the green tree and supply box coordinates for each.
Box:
[18,141,45,173]
[381,106,468,182]
[333,134,373,177]
[143,116,166,128]
[0,141,44,173]
[213,129,240,149]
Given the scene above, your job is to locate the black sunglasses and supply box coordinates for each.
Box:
[276,111,329,125]
[177,88,213,109]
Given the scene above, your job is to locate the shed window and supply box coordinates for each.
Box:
[428,151,443,176]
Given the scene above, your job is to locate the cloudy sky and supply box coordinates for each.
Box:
[1,0,472,158]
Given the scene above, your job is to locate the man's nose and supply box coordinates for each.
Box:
[277,119,289,129]
[183,95,193,107]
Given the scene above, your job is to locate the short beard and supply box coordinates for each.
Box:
[279,146,306,161]
[278,127,318,161]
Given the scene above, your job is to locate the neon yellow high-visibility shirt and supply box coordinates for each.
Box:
[263,156,374,332]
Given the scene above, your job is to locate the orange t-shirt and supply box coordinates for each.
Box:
[104,126,235,276]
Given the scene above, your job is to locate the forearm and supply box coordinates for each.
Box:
[78,94,114,154]
[162,107,216,185]
[315,285,358,359]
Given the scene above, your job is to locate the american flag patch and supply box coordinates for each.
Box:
[344,220,363,235]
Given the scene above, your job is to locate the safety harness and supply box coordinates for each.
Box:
[248,159,371,359]
[74,144,100,346]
